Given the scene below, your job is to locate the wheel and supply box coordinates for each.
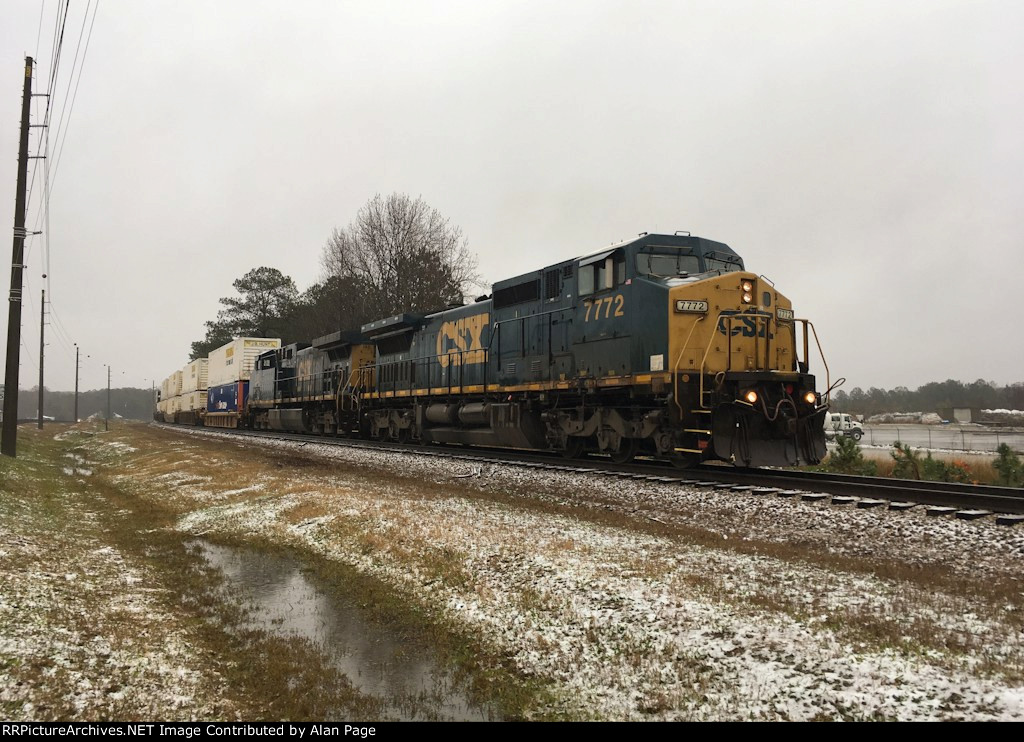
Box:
[609,437,639,465]
[851,430,862,441]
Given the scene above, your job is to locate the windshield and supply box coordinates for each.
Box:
[705,251,743,273]
[636,252,701,278]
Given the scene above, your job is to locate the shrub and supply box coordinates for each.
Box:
[890,442,921,480]
[993,444,1023,487]
[921,453,973,483]
[824,436,877,475]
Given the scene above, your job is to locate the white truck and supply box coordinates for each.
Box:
[824,412,864,441]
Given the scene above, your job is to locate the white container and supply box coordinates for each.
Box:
[207,337,281,387]
[171,370,183,397]
[181,359,209,394]
[180,391,206,412]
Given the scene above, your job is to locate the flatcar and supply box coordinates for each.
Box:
[240,232,829,467]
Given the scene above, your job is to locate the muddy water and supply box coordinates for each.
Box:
[192,540,496,721]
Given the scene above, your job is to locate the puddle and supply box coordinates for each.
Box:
[192,540,497,721]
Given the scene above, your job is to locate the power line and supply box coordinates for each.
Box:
[20,336,37,377]
[50,1,93,153]
[43,0,71,296]
[34,0,47,60]
[25,1,69,260]
[49,0,98,196]
[25,1,70,224]
[47,303,78,356]
[46,1,70,113]
[21,2,101,311]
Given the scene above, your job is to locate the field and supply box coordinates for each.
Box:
[2,421,1023,720]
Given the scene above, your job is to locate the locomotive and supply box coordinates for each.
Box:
[242,232,829,468]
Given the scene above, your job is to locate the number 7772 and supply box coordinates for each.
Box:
[583,295,625,322]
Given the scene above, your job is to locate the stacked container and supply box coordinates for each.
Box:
[206,338,281,427]
[179,359,209,417]
[158,374,178,422]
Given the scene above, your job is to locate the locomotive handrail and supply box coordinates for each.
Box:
[697,320,720,411]
[803,319,830,404]
[672,315,706,416]
[492,306,568,383]
[356,345,492,398]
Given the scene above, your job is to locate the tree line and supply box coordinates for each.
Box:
[6,386,156,422]
[189,193,480,360]
[830,379,1024,417]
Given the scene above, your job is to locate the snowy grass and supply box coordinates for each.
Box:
[115,423,1024,720]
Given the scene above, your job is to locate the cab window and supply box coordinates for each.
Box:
[579,252,625,295]
[704,251,743,274]
[636,252,701,278]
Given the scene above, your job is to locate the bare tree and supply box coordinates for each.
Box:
[321,193,480,323]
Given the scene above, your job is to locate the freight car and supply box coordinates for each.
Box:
[239,232,829,468]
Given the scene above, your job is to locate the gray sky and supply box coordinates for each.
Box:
[2,0,1022,395]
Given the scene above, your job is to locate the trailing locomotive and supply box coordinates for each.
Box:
[236,232,829,468]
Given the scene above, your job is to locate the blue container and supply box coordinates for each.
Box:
[207,381,248,413]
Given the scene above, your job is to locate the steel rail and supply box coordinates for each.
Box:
[155,424,1024,517]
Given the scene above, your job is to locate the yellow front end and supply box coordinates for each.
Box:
[667,272,799,377]
[666,273,827,467]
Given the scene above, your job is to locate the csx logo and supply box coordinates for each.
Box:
[436,313,488,368]
[717,310,774,339]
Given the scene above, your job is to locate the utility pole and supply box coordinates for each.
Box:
[105,365,111,432]
[74,344,80,423]
[37,287,45,429]
[2,57,34,457]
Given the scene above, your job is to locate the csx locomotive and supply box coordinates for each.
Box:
[244,232,829,467]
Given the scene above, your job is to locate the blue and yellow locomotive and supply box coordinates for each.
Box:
[247,232,829,467]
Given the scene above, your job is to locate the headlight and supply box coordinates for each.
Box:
[741,280,753,292]
[742,293,753,303]
[803,392,817,405]
[744,390,758,404]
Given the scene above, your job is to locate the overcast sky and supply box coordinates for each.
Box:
[2,0,1022,395]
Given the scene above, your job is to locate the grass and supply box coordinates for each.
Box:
[1,422,520,720]
[97,422,567,719]
[147,423,1024,682]
[11,420,1021,720]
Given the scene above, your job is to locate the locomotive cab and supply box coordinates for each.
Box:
[565,233,828,467]
[661,253,828,467]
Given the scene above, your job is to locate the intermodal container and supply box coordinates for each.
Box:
[181,359,209,394]
[208,338,281,387]
[207,381,249,413]
[180,391,206,412]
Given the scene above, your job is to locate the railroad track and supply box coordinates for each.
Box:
[157,424,1024,523]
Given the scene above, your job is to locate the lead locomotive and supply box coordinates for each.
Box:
[244,233,829,467]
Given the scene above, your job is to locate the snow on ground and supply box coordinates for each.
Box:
[0,478,233,720]
[131,426,1024,721]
